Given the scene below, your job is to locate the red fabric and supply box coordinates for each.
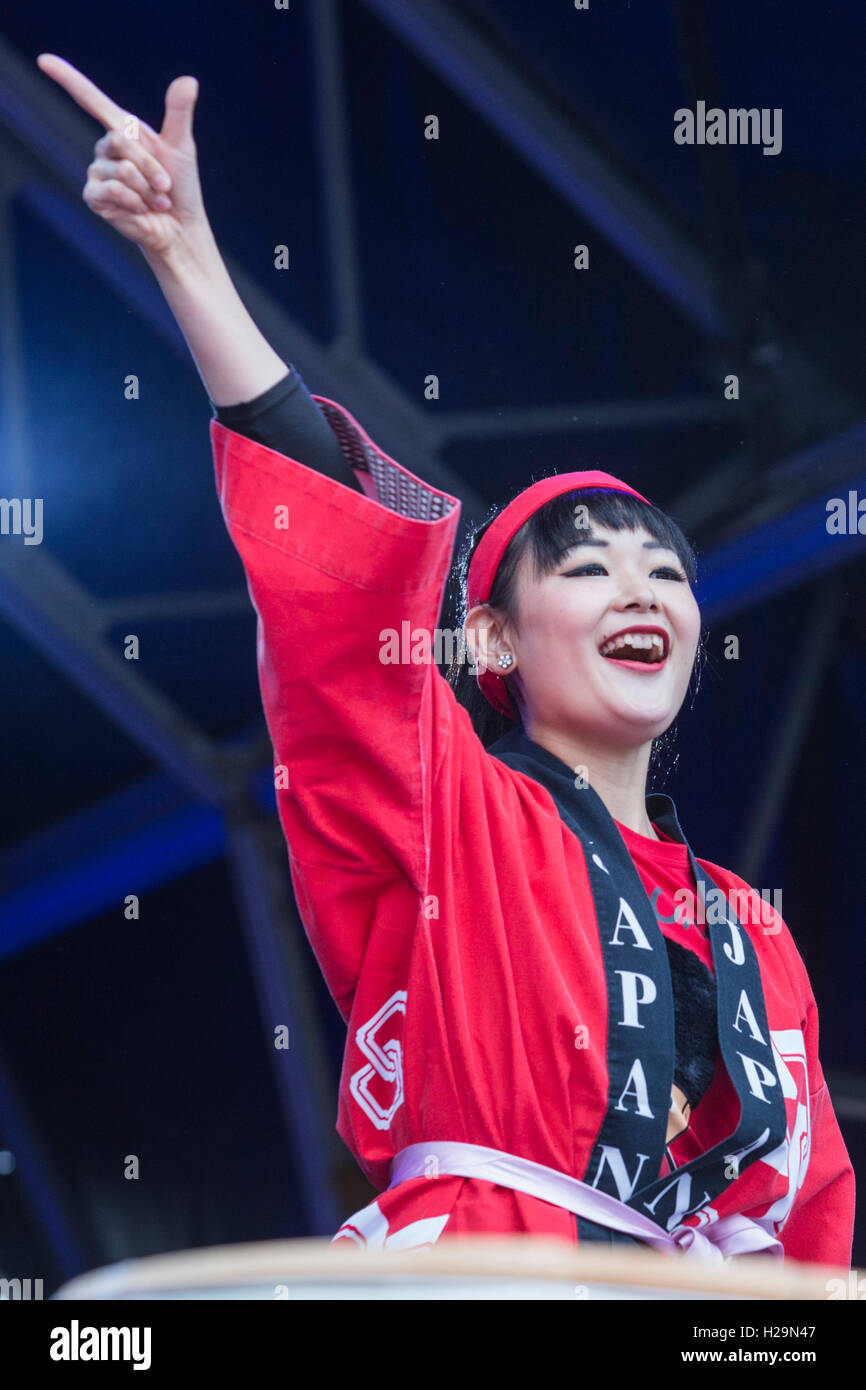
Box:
[211,405,855,1266]
[617,820,716,976]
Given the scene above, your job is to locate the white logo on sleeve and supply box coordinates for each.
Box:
[349,990,407,1129]
[333,1199,449,1251]
[758,1029,811,1231]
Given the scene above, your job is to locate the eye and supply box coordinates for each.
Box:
[562,562,687,582]
[562,563,607,576]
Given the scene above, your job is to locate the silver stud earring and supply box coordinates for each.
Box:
[497,652,514,670]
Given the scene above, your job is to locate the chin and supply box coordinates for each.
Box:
[599,678,683,723]
[602,701,677,741]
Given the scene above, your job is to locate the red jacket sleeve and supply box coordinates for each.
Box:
[778,958,856,1267]
[210,398,473,1017]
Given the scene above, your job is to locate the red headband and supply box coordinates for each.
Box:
[466,471,652,717]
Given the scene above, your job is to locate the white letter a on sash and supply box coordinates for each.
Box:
[609,898,652,950]
[733,988,766,1043]
[614,1058,654,1117]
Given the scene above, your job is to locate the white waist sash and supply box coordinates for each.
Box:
[389,1141,784,1263]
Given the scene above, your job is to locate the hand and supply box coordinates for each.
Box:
[36,53,209,260]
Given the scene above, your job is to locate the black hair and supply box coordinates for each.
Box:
[445,486,706,789]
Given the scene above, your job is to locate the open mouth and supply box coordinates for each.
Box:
[599,629,668,666]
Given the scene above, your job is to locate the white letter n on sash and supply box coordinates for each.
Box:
[591,1146,651,1201]
[642,1172,711,1232]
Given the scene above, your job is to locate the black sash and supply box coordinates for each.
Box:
[487,727,787,1234]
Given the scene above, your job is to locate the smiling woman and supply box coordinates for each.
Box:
[38,52,854,1268]
[448,486,704,797]
[205,374,850,1258]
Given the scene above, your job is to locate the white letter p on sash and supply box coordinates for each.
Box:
[737,1052,779,1104]
[615,970,657,1028]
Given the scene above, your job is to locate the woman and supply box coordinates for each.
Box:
[38,55,854,1264]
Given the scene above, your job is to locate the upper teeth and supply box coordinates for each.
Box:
[600,632,665,658]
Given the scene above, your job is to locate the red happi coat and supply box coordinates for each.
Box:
[211,400,855,1266]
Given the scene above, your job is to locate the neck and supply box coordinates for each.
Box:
[523,723,658,839]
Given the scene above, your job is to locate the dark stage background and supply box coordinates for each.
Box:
[0,0,864,1291]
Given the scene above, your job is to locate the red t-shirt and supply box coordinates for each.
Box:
[616,820,715,976]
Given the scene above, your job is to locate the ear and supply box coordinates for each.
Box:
[463,604,516,674]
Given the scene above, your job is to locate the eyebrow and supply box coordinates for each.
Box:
[566,537,674,552]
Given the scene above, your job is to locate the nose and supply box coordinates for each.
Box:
[618,586,660,612]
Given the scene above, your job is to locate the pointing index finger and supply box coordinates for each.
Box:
[36,53,132,132]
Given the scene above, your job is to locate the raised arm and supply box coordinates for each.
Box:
[210,367,356,487]
[37,54,498,1022]
[35,53,356,486]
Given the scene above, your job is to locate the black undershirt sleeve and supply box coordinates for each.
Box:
[210,365,360,492]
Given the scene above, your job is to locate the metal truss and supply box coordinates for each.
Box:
[0,1045,85,1281]
[1,0,865,1265]
[361,0,860,457]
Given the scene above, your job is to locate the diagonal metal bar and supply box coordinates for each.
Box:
[0,749,272,959]
[736,576,842,885]
[2,402,865,956]
[310,0,365,351]
[0,177,30,499]
[0,544,237,807]
[0,36,485,519]
[360,0,858,438]
[695,472,866,624]
[225,813,343,1235]
[0,1045,86,1280]
[98,589,252,628]
[667,444,756,533]
[362,0,724,335]
[431,394,737,443]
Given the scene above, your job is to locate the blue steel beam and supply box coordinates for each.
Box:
[0,761,274,961]
[225,817,342,1235]
[0,1048,86,1280]
[361,0,725,336]
[0,544,239,808]
[0,802,225,962]
[359,0,857,434]
[2,435,865,959]
[0,37,484,517]
[695,475,866,623]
